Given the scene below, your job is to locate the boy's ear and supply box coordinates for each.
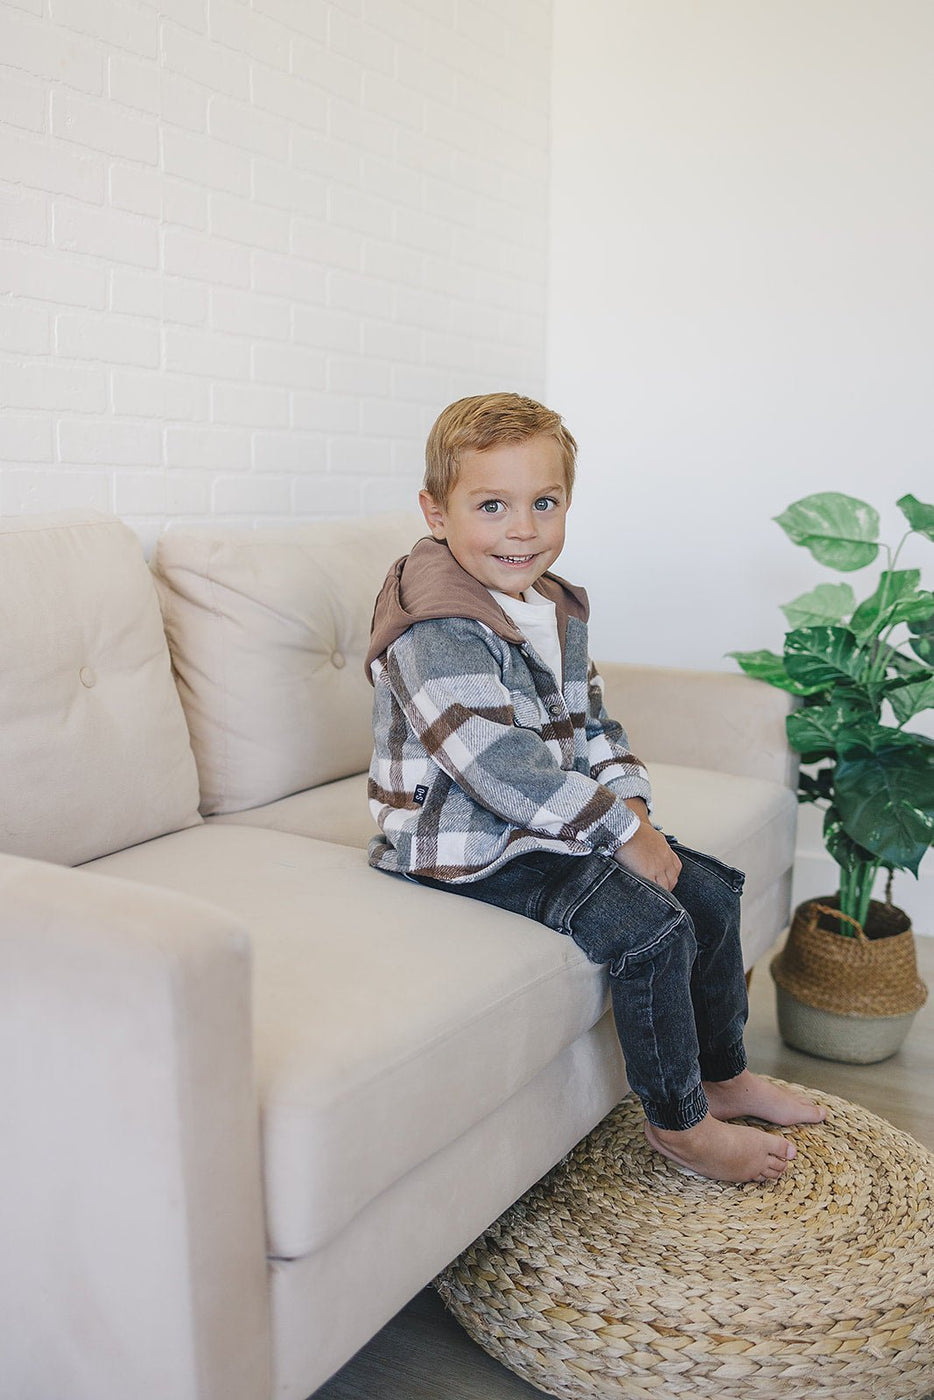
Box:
[418,489,447,539]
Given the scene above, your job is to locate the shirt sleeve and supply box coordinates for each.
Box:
[584,662,653,811]
[385,619,641,852]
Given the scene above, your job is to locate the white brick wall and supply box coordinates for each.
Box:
[0,0,551,546]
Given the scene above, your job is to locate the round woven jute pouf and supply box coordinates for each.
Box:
[435,1081,934,1400]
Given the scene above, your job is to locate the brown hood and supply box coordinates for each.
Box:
[366,536,589,681]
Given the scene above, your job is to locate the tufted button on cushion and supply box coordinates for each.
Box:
[330,651,346,670]
[79,666,96,688]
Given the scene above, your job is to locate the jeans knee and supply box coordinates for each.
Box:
[608,907,696,979]
[673,849,745,923]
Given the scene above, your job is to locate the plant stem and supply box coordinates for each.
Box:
[838,862,854,924]
[867,548,895,686]
[837,859,880,932]
[889,530,909,573]
[867,529,913,687]
[855,861,879,931]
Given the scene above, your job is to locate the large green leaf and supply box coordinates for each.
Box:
[774,493,879,571]
[727,649,810,694]
[785,702,878,760]
[783,626,868,692]
[780,582,855,629]
[834,733,934,874]
[888,676,934,724]
[908,612,934,666]
[887,642,931,677]
[851,571,934,641]
[823,807,878,875]
[888,590,934,627]
[898,493,934,542]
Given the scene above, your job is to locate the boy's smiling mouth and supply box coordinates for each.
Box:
[495,553,537,566]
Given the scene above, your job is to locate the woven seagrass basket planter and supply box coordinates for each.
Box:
[771,898,928,1064]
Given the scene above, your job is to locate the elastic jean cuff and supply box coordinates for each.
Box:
[641,1081,708,1132]
[698,1037,747,1084]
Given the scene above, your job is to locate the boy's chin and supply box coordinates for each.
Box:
[487,560,550,592]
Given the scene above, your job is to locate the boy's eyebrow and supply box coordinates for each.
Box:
[463,482,566,498]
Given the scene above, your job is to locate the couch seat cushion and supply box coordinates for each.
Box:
[210,775,376,850]
[84,824,608,1261]
[651,764,797,898]
[212,762,797,907]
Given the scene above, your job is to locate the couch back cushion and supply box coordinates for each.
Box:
[152,514,423,815]
[0,511,202,865]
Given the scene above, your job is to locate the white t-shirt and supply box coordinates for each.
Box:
[489,587,562,685]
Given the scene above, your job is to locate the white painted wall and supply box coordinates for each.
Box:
[3,0,930,925]
[1,0,551,552]
[548,0,934,927]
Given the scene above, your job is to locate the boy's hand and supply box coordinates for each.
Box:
[614,802,682,891]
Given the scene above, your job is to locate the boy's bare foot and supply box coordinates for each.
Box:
[703,1070,827,1127]
[644,1114,796,1183]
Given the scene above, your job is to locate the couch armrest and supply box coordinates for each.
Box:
[597,662,799,788]
[0,854,271,1400]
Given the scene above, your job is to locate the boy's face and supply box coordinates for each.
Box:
[419,434,569,600]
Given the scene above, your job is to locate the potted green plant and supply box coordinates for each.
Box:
[731,492,933,1062]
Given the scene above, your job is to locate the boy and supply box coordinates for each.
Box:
[366,393,824,1183]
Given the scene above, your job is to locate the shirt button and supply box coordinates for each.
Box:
[548,702,563,716]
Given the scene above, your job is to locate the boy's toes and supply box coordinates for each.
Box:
[767,1142,795,1176]
[766,1137,796,1173]
[791,1096,826,1124]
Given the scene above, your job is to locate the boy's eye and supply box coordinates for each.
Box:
[479,500,503,514]
[534,497,557,511]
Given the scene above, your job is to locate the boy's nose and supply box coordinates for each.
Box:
[507,511,537,539]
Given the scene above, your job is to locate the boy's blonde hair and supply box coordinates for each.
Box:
[424,393,577,506]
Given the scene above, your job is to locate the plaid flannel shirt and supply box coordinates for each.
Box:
[367,544,652,883]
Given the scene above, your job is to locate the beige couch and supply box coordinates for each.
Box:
[0,509,798,1400]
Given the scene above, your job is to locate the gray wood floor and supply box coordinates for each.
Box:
[311,934,934,1400]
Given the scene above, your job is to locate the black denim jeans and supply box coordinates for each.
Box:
[414,839,748,1131]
